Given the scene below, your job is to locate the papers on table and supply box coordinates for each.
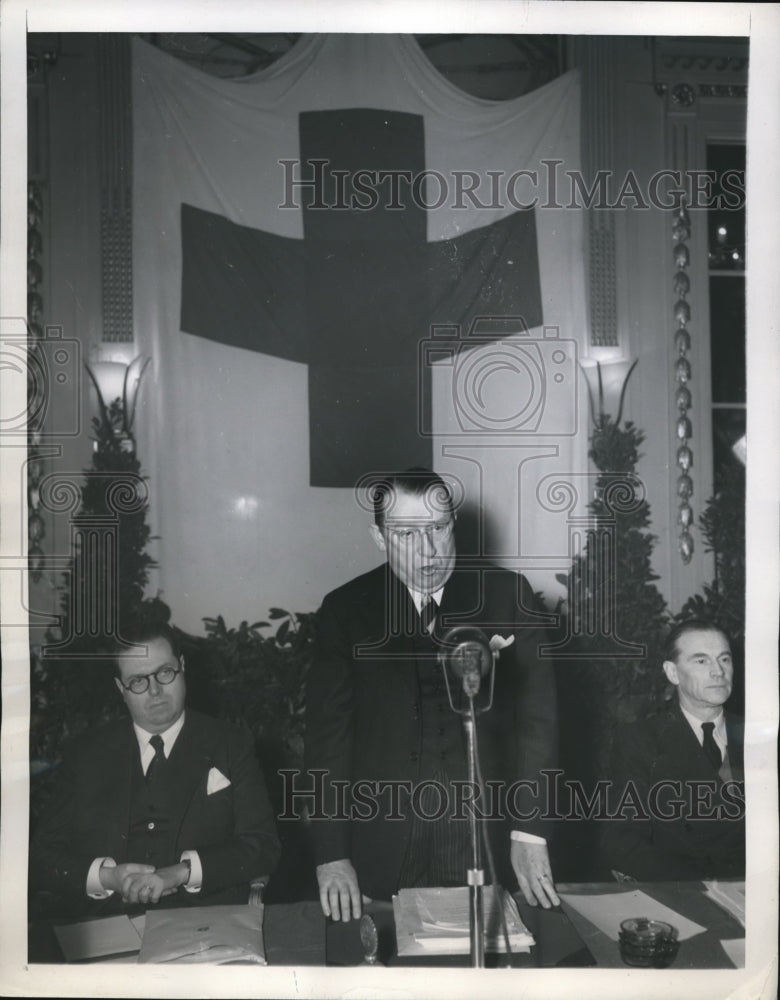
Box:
[138,904,267,964]
[720,938,745,968]
[702,880,746,928]
[54,915,143,962]
[393,885,533,956]
[558,889,706,942]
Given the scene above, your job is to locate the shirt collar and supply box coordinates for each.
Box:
[679,703,727,746]
[407,586,445,613]
[133,709,186,761]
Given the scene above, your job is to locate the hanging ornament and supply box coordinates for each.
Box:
[674,299,691,324]
[678,503,693,528]
[675,385,692,411]
[29,544,45,583]
[677,474,693,500]
[675,357,691,383]
[27,181,47,586]
[28,512,45,543]
[674,243,690,268]
[672,217,691,243]
[677,445,693,471]
[676,416,693,440]
[674,329,691,354]
[679,531,694,564]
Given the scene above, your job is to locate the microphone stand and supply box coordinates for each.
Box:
[438,628,495,969]
[463,695,485,968]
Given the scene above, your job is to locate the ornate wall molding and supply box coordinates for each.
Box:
[98,35,134,343]
[576,37,619,349]
[652,37,748,104]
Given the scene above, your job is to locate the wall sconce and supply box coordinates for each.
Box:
[85,354,150,451]
[580,357,638,429]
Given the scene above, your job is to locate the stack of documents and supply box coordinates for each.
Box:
[54,914,145,963]
[392,885,533,956]
[138,904,267,964]
[702,881,745,928]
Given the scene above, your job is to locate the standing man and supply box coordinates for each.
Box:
[604,619,745,881]
[31,622,280,915]
[305,468,559,921]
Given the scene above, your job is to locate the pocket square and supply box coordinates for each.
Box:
[206,766,231,795]
[489,634,515,653]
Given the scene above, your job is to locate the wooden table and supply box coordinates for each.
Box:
[555,881,744,969]
[29,881,744,969]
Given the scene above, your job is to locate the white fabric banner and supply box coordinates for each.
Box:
[132,34,588,632]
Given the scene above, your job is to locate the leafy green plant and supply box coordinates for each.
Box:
[30,405,170,826]
[557,417,670,762]
[552,417,671,879]
[197,608,315,766]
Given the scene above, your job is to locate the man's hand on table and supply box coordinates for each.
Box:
[511,840,560,909]
[100,860,187,905]
[316,858,370,921]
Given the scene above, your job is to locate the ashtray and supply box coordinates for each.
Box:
[619,918,680,968]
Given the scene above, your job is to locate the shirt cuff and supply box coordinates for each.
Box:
[180,850,203,893]
[510,830,546,846]
[87,857,116,898]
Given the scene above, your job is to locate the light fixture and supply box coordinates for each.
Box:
[85,353,150,450]
[580,357,638,429]
[731,434,746,466]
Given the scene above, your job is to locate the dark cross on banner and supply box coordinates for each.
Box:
[181,108,542,487]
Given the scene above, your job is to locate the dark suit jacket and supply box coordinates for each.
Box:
[30,709,281,912]
[602,701,745,881]
[304,561,558,900]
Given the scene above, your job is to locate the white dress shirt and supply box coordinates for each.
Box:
[86,711,203,898]
[679,704,729,762]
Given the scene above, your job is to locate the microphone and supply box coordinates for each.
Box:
[437,627,494,705]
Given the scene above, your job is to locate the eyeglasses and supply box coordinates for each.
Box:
[118,663,183,695]
[385,519,454,544]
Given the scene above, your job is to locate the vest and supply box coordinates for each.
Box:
[126,751,177,868]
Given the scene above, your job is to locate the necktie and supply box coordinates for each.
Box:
[420,597,437,635]
[145,733,166,785]
[701,722,722,770]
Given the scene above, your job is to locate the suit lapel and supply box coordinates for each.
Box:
[165,712,214,841]
[664,702,732,781]
[103,723,137,861]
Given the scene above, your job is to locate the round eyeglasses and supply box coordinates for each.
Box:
[118,663,183,695]
[385,519,454,544]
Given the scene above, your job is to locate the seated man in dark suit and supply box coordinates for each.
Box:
[603,619,744,881]
[30,623,281,915]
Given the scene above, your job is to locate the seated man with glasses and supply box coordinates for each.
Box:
[305,468,559,922]
[30,622,280,916]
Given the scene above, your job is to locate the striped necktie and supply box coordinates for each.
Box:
[420,597,437,634]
